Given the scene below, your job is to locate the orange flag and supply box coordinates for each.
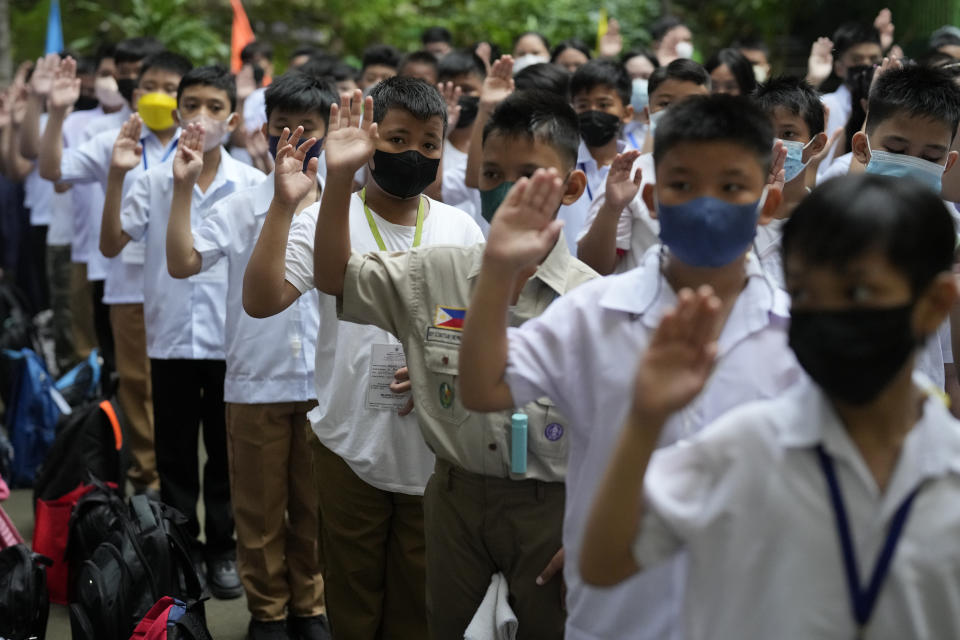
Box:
[230,0,255,73]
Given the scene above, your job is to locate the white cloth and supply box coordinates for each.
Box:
[635,373,960,640]
[46,190,73,246]
[577,152,658,273]
[442,140,485,235]
[577,139,625,206]
[243,87,267,133]
[194,175,321,404]
[121,146,265,360]
[463,573,518,640]
[818,150,854,184]
[623,122,647,152]
[753,218,787,290]
[285,194,484,494]
[819,84,852,177]
[504,246,802,640]
[60,126,181,304]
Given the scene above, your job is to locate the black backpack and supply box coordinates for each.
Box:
[65,479,129,585]
[0,543,51,640]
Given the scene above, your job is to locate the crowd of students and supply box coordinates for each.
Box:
[2,7,960,640]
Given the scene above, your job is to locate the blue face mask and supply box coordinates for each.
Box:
[657,189,766,268]
[780,138,814,183]
[268,135,324,173]
[631,78,649,112]
[864,139,946,194]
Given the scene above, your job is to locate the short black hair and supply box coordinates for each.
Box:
[653,94,773,172]
[296,56,336,80]
[177,65,236,111]
[918,49,958,69]
[752,75,824,138]
[570,59,631,107]
[330,61,359,83]
[482,89,580,170]
[95,42,116,68]
[733,37,769,56]
[139,51,193,83]
[621,48,660,71]
[114,37,164,65]
[551,39,591,63]
[648,58,710,97]
[866,65,960,139]
[76,57,97,77]
[438,49,487,81]
[241,41,273,64]
[370,75,448,135]
[514,63,571,101]
[422,26,452,45]
[265,71,338,126]
[783,174,955,295]
[514,31,550,51]
[650,16,686,43]
[290,45,323,62]
[362,44,401,71]
[832,22,881,57]
[705,48,757,95]
[400,51,439,73]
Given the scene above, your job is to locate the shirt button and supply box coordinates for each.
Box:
[488,443,497,451]
[442,356,449,365]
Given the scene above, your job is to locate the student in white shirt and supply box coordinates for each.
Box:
[101,65,265,601]
[459,94,802,640]
[581,174,960,639]
[165,70,334,640]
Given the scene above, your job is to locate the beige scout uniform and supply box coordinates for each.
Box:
[339,234,597,639]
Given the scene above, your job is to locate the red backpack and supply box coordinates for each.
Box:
[128,596,212,640]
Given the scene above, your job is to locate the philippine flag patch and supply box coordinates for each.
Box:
[434,305,467,330]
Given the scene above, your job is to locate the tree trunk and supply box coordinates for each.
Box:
[0,0,10,86]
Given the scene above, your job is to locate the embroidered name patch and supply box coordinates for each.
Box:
[426,326,462,346]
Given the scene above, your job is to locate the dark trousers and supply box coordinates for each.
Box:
[91,280,115,381]
[16,224,48,313]
[151,358,234,559]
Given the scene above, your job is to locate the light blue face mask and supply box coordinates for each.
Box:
[864,139,946,194]
[779,138,815,183]
[631,78,649,112]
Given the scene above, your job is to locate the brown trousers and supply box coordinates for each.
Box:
[226,401,325,621]
[423,459,566,640]
[69,263,96,360]
[311,439,427,639]
[109,303,157,490]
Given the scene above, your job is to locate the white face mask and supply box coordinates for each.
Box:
[180,113,232,152]
[753,64,769,83]
[649,108,667,135]
[94,76,126,109]
[675,41,694,60]
[513,54,550,74]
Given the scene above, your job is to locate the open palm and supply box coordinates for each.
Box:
[324,90,378,176]
[484,169,565,272]
[274,126,319,207]
[173,123,205,184]
[49,57,81,112]
[111,115,144,172]
[480,57,514,110]
[29,53,59,98]
[605,151,643,211]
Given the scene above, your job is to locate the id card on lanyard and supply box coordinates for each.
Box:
[141,135,179,171]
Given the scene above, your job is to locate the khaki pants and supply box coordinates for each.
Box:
[312,440,427,639]
[69,263,96,360]
[109,303,157,490]
[423,459,566,640]
[226,401,325,621]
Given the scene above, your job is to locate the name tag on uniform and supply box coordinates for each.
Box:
[366,343,409,411]
[121,241,146,265]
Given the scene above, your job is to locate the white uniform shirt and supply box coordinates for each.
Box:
[819,84,852,177]
[120,147,265,360]
[577,139,625,206]
[635,374,960,640]
[60,126,181,304]
[46,190,73,246]
[623,121,647,152]
[754,218,787,289]
[441,140,484,234]
[504,246,802,640]
[60,108,105,260]
[193,175,321,404]
[285,194,484,494]
[243,87,267,133]
[577,152,658,273]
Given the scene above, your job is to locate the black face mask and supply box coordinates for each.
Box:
[456,96,479,129]
[117,77,137,104]
[369,149,440,199]
[578,110,621,147]
[789,304,918,405]
[74,96,99,111]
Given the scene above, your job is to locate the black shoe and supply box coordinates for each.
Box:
[248,618,291,640]
[207,556,243,599]
[287,614,331,640]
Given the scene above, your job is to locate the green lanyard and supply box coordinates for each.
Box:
[360,187,425,251]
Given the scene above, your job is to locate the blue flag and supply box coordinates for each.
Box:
[45,0,64,55]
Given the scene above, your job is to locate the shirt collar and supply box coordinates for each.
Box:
[577,138,627,168]
[253,171,324,217]
[468,231,575,296]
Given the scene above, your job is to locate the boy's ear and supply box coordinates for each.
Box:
[642,182,657,217]
[758,186,783,226]
[225,111,240,133]
[851,131,870,165]
[562,169,587,205]
[642,105,651,125]
[944,149,959,175]
[621,104,635,124]
[131,88,144,111]
[260,122,269,139]
[806,132,828,160]
[171,108,181,126]
[913,272,959,336]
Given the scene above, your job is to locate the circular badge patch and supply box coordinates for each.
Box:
[545,423,564,441]
[439,382,454,409]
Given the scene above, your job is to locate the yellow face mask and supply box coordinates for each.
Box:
[137,92,178,131]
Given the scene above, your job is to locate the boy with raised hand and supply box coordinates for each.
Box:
[581,174,960,638]
[36,50,191,496]
[307,88,593,638]
[165,70,335,640]
[459,94,800,640]
[101,65,266,600]
[244,76,483,639]
[577,59,710,275]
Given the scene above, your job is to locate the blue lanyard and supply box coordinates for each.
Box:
[577,162,593,201]
[141,136,179,171]
[627,132,641,150]
[815,445,922,635]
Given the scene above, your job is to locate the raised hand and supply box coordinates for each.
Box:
[236,64,257,103]
[173,122,205,185]
[110,114,144,172]
[480,56,515,112]
[29,53,60,99]
[767,139,787,191]
[246,127,274,174]
[874,8,895,52]
[437,81,462,132]
[273,126,319,208]
[483,168,566,272]
[324,90,378,176]
[10,85,29,126]
[475,42,493,74]
[48,56,81,114]
[599,19,624,59]
[869,56,903,93]
[605,151,643,212]
[631,286,721,423]
[806,37,834,87]
[0,90,12,129]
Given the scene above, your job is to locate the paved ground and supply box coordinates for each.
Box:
[4,487,251,639]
